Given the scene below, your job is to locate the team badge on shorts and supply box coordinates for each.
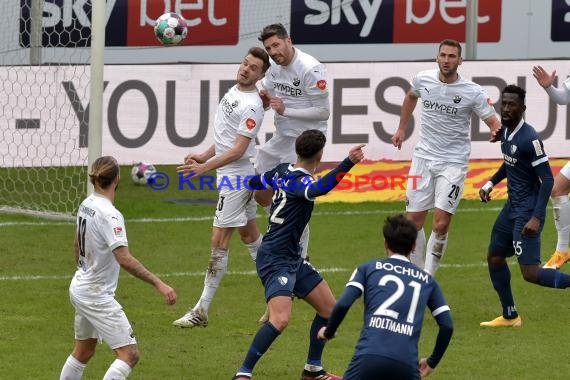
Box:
[278,276,288,286]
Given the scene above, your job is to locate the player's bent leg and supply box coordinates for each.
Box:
[546,171,570,268]
[60,339,97,380]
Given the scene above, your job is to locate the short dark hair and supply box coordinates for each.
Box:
[89,156,119,189]
[502,84,526,104]
[439,39,462,57]
[258,23,289,42]
[383,214,418,256]
[295,129,326,160]
[247,46,270,73]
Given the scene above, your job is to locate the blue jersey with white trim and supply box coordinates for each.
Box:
[499,121,550,216]
[252,158,355,258]
[347,256,449,368]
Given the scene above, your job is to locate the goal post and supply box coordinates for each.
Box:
[0,1,104,218]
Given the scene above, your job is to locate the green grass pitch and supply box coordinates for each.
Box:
[0,165,567,379]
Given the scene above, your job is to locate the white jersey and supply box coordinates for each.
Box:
[261,47,329,137]
[411,69,496,164]
[214,85,264,178]
[563,76,570,92]
[70,193,128,299]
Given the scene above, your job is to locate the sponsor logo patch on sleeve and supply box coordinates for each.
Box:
[113,226,123,237]
[532,139,543,156]
[246,118,256,130]
[317,80,327,90]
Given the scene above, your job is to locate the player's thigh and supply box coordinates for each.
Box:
[257,254,300,302]
[214,187,253,228]
[72,295,136,350]
[488,207,515,257]
[294,259,325,300]
[433,161,468,214]
[513,216,543,265]
[406,156,435,212]
[344,355,420,380]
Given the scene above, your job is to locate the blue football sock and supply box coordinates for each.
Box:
[306,314,328,367]
[238,322,281,374]
[489,262,518,319]
[537,268,570,288]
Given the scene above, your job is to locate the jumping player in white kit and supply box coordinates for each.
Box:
[172,47,270,329]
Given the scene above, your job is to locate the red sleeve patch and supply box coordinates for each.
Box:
[113,227,123,236]
[317,80,327,90]
[246,118,256,130]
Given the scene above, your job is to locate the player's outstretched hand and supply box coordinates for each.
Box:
[489,126,502,143]
[391,129,405,150]
[348,144,366,164]
[479,181,493,203]
[419,358,434,378]
[317,326,335,341]
[156,281,177,305]
[177,160,206,176]
[532,65,555,89]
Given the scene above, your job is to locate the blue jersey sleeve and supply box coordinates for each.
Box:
[426,282,453,369]
[490,162,507,185]
[533,160,553,220]
[323,285,362,340]
[305,158,355,198]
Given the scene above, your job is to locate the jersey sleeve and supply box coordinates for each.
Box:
[472,87,496,120]
[100,211,128,251]
[237,100,264,139]
[410,73,423,97]
[303,63,329,99]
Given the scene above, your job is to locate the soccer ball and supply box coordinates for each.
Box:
[154,12,188,45]
[131,162,156,185]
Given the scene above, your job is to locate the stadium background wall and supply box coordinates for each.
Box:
[1,60,569,166]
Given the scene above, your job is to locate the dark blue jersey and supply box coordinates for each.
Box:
[493,120,553,219]
[325,255,453,369]
[250,158,354,258]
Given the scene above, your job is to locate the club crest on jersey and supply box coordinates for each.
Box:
[245,118,256,130]
[510,145,517,154]
[453,95,462,104]
[278,276,288,286]
[317,79,327,90]
[293,78,300,86]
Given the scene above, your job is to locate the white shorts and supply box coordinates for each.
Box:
[70,291,136,349]
[559,161,570,180]
[214,184,257,228]
[254,134,298,174]
[406,156,468,214]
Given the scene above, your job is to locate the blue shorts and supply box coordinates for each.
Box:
[343,354,419,380]
[256,247,323,301]
[488,204,543,265]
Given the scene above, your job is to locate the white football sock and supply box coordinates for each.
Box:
[194,247,229,314]
[409,227,426,268]
[245,234,262,261]
[424,231,448,276]
[552,195,570,252]
[300,224,310,259]
[102,359,132,380]
[60,355,86,380]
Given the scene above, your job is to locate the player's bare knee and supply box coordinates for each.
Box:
[119,345,140,367]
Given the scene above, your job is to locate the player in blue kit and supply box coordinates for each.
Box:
[232,129,365,380]
[479,84,570,327]
[317,214,453,380]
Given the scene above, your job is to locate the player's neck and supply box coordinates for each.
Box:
[94,188,115,203]
[439,71,459,84]
[293,160,318,174]
[236,83,257,92]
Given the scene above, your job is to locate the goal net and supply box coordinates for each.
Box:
[0,1,91,218]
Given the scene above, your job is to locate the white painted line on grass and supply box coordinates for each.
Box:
[0,263,493,281]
